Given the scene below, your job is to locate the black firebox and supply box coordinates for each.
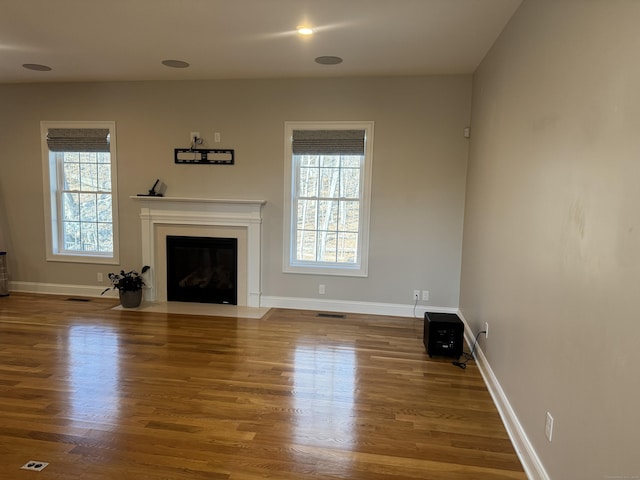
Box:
[166,235,237,305]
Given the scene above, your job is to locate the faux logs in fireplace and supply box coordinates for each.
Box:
[166,235,238,305]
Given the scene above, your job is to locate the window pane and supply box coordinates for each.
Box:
[80,164,98,191]
[320,156,339,168]
[298,167,318,198]
[319,231,337,262]
[297,230,317,261]
[81,222,98,251]
[97,164,111,191]
[297,200,317,230]
[318,200,338,231]
[97,152,110,164]
[79,193,97,222]
[319,167,339,198]
[340,168,360,198]
[98,223,113,252]
[63,163,81,191]
[63,152,80,163]
[337,233,358,263]
[79,152,96,164]
[62,192,79,221]
[97,194,112,222]
[339,201,360,232]
[63,221,80,250]
[341,156,361,168]
[300,155,319,167]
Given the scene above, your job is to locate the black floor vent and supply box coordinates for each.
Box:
[66,298,90,302]
[316,312,345,319]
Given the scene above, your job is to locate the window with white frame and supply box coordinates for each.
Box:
[41,121,119,264]
[284,121,374,276]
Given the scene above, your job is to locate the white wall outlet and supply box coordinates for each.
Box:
[545,412,554,442]
[422,290,429,301]
[214,132,221,143]
[97,272,103,282]
[413,290,420,301]
[319,284,325,295]
[485,322,489,339]
[190,131,201,145]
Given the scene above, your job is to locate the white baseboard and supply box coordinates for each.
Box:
[9,281,118,298]
[456,310,550,480]
[8,283,457,318]
[261,295,458,318]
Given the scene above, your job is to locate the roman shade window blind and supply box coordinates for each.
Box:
[292,129,365,156]
[46,128,110,152]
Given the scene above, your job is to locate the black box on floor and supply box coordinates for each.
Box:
[423,312,464,358]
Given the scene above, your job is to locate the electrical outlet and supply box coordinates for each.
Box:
[485,322,489,339]
[97,272,103,282]
[545,412,554,442]
[413,290,420,301]
[214,132,221,143]
[319,284,325,295]
[422,290,429,301]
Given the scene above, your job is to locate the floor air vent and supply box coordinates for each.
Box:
[66,298,90,302]
[316,313,345,319]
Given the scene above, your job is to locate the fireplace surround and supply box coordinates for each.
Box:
[132,197,265,307]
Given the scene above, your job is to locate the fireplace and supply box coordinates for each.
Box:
[132,196,265,307]
[167,236,238,305]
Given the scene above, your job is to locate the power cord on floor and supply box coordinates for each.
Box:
[412,297,421,338]
[452,329,486,369]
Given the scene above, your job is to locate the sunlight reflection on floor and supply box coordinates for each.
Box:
[293,344,357,476]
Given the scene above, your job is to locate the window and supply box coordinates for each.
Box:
[41,121,119,264]
[284,121,374,276]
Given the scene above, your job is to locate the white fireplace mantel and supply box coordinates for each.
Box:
[131,196,266,307]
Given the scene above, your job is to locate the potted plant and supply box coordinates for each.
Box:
[101,266,150,308]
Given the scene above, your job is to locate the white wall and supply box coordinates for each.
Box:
[0,75,471,312]
[461,1,640,478]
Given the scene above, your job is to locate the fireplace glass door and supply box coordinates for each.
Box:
[166,236,238,305]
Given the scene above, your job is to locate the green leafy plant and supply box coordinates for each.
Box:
[101,266,150,294]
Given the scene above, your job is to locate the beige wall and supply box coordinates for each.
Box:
[0,75,471,309]
[461,1,640,478]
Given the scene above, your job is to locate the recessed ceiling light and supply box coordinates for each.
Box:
[161,59,190,68]
[22,63,52,71]
[297,26,314,36]
[315,56,343,65]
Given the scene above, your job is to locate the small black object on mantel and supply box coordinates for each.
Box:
[137,179,164,197]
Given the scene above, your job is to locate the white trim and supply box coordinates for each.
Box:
[283,121,374,277]
[7,282,456,318]
[9,281,113,298]
[261,295,457,317]
[457,310,550,480]
[131,196,265,308]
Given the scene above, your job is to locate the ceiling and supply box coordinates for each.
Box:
[0,0,522,84]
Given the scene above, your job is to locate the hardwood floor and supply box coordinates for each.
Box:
[0,294,526,479]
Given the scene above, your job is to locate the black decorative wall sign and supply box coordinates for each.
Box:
[174,148,234,165]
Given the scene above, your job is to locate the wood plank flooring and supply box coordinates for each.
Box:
[0,294,526,479]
